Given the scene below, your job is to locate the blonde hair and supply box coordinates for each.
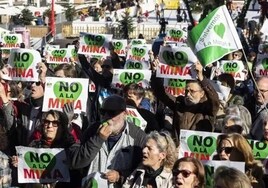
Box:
[214,166,251,188]
[146,131,177,169]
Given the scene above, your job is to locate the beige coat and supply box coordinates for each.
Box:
[122,167,173,188]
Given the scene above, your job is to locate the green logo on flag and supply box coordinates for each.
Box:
[214,23,225,38]
[132,47,146,57]
[169,29,183,38]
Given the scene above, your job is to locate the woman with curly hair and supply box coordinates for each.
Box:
[123,131,177,188]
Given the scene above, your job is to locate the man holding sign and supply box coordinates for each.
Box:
[152,61,220,142]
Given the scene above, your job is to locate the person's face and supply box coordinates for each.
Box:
[102,110,126,136]
[142,138,165,170]
[254,78,268,105]
[94,63,102,73]
[173,161,199,188]
[222,119,235,133]
[55,70,66,78]
[184,83,204,106]
[233,52,242,60]
[31,82,44,99]
[43,114,61,141]
[263,120,268,141]
[125,89,141,106]
[218,139,233,160]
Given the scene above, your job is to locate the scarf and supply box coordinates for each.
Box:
[30,96,44,107]
[142,166,164,187]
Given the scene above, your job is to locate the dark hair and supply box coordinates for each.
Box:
[41,110,75,148]
[54,63,77,78]
[218,73,235,92]
[123,83,145,99]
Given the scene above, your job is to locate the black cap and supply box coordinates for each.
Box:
[101,95,126,111]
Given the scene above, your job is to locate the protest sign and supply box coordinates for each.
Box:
[163,78,186,97]
[16,146,70,183]
[78,33,113,57]
[179,130,220,160]
[112,69,151,89]
[202,160,245,188]
[166,27,187,43]
[126,107,147,131]
[188,5,242,67]
[46,48,74,64]
[82,172,107,188]
[43,44,60,56]
[124,59,150,70]
[112,39,127,56]
[1,33,23,49]
[157,46,197,79]
[129,39,146,46]
[4,48,41,81]
[218,60,246,81]
[126,45,150,62]
[43,77,89,113]
[254,53,268,77]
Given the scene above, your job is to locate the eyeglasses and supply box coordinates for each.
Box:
[217,147,234,154]
[172,169,195,178]
[43,119,59,127]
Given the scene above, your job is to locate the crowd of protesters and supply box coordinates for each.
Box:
[1,1,268,188]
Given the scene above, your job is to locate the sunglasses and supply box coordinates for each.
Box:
[26,81,42,89]
[172,169,194,178]
[43,119,59,127]
[217,147,234,154]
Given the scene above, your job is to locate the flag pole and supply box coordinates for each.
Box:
[50,0,55,37]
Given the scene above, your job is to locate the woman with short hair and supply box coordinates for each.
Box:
[172,157,205,188]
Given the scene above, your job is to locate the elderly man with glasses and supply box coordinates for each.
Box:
[68,95,146,187]
[151,61,220,143]
[246,76,268,140]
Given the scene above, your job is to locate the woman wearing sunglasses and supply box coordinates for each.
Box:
[214,133,264,188]
[11,110,81,188]
[172,157,205,188]
[123,131,177,188]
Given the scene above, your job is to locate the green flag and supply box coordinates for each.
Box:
[188,5,242,67]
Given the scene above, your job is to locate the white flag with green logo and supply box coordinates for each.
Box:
[188,5,242,67]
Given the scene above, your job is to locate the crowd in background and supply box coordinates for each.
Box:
[1,0,268,188]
